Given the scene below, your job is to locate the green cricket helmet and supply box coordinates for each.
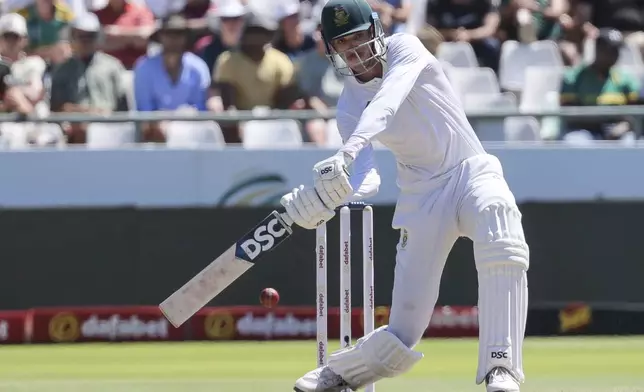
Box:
[320,0,386,76]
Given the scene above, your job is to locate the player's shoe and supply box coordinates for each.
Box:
[293,366,350,392]
[485,367,520,392]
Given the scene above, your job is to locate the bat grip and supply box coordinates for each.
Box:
[277,208,294,227]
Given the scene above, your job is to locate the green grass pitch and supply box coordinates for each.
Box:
[0,336,642,391]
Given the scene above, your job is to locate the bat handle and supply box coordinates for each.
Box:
[277,208,294,227]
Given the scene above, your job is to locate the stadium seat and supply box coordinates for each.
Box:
[0,122,65,148]
[86,122,137,148]
[165,120,226,148]
[440,60,454,74]
[463,92,518,141]
[1,122,30,148]
[242,119,303,149]
[540,91,562,140]
[520,66,565,111]
[251,106,271,116]
[504,117,542,141]
[436,42,479,68]
[499,40,563,91]
[33,123,66,146]
[445,67,500,100]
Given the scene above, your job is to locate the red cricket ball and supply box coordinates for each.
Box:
[260,288,280,308]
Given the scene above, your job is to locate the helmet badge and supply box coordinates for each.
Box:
[333,5,350,27]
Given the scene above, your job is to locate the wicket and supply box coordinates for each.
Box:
[316,202,375,392]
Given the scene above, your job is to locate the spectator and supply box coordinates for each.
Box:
[0,13,46,117]
[273,0,315,60]
[368,0,411,35]
[182,0,215,46]
[18,0,74,64]
[580,0,644,61]
[144,0,188,17]
[94,0,155,69]
[182,0,213,26]
[210,9,301,142]
[3,0,108,14]
[146,0,214,46]
[560,29,640,143]
[425,0,501,71]
[294,24,344,145]
[134,14,211,142]
[195,0,246,74]
[498,0,568,44]
[50,12,128,144]
[210,10,296,111]
[0,57,17,114]
[295,24,343,108]
[60,0,109,16]
[0,12,66,147]
[557,0,598,65]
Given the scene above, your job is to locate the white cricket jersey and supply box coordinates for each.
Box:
[338,33,486,195]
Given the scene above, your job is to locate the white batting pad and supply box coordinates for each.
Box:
[472,203,529,385]
[477,265,527,384]
[328,326,423,390]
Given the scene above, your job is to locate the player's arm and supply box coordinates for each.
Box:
[279,109,382,231]
[337,111,381,201]
[347,143,380,201]
[339,35,429,160]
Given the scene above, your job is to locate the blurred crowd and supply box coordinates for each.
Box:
[418,0,644,143]
[0,0,641,147]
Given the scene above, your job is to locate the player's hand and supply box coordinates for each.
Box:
[280,185,335,230]
[312,152,353,209]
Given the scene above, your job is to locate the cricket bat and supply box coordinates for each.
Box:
[159,210,293,328]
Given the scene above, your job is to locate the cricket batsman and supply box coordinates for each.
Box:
[279,0,529,391]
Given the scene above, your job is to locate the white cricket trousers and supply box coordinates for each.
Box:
[387,153,529,384]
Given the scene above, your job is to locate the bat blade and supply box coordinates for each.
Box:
[159,210,293,327]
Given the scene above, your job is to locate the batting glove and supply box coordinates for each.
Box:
[312,152,353,209]
[280,185,335,230]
